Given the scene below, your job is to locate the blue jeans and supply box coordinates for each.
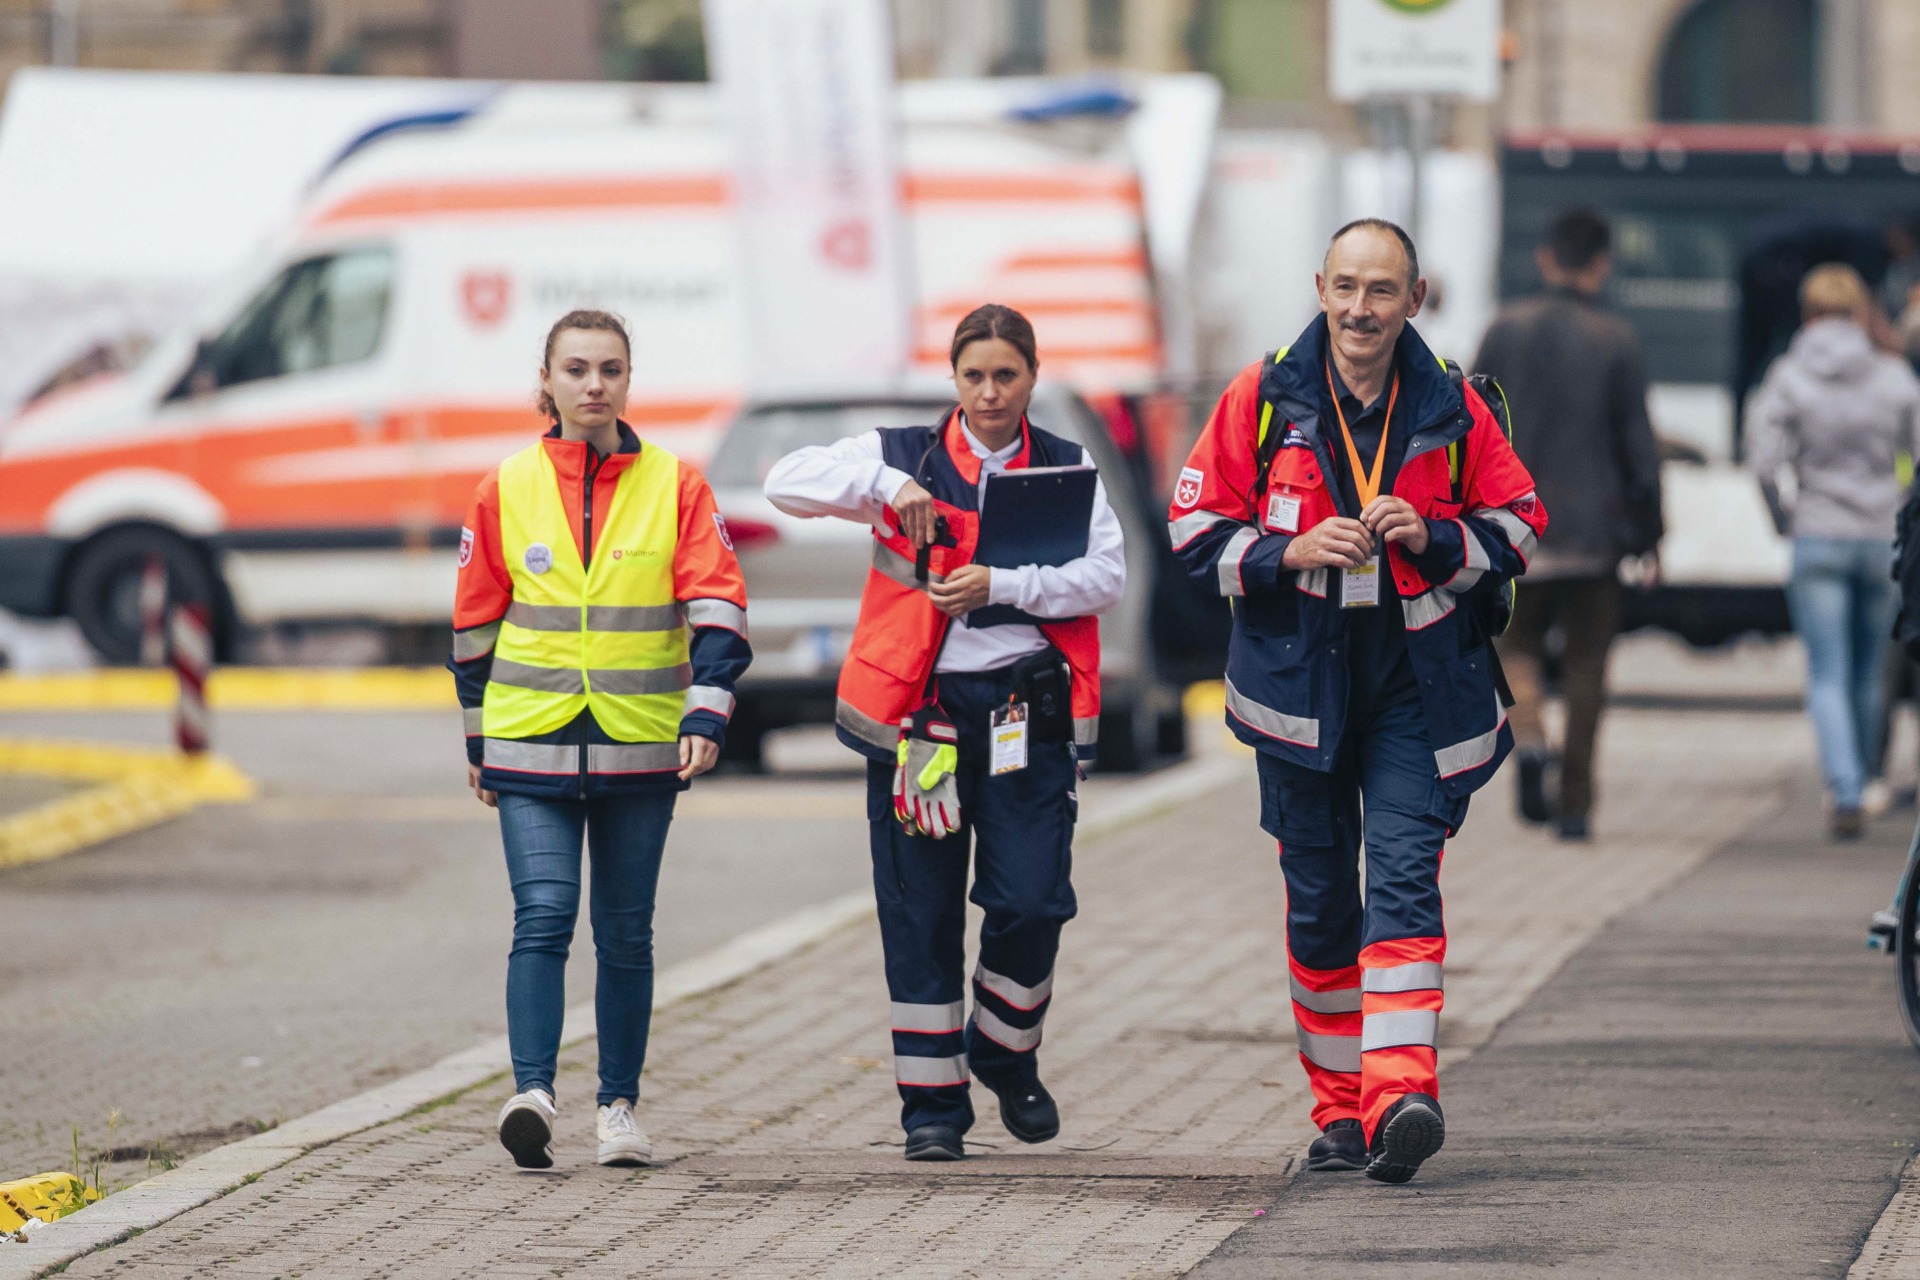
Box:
[497,790,675,1105]
[1787,537,1898,809]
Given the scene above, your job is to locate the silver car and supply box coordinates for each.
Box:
[706,384,1187,771]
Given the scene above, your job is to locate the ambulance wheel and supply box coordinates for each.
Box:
[65,525,223,666]
[1897,845,1920,1052]
[1095,699,1155,773]
[717,712,768,772]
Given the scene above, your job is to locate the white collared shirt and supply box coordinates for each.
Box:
[763,416,1127,673]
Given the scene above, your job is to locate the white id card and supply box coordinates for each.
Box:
[990,702,1030,775]
[1341,556,1381,609]
[1266,491,1301,533]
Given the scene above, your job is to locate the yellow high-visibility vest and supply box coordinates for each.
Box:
[482,441,688,755]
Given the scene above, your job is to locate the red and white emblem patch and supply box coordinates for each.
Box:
[460,270,512,328]
[713,512,735,551]
[458,526,474,569]
[1174,466,1205,509]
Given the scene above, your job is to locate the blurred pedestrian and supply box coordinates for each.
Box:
[763,305,1125,1163]
[1473,209,1664,842]
[1750,265,1920,838]
[447,309,752,1167]
[1171,220,1545,1184]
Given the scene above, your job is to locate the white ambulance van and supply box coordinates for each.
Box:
[0,82,1163,663]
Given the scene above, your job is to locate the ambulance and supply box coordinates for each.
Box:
[0,81,1168,664]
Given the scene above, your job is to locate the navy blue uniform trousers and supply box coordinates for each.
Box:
[865,665,1079,1135]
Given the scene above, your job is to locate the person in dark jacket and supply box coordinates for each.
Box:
[1473,209,1664,842]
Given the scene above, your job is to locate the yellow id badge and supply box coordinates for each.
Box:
[1341,556,1381,609]
[990,702,1029,775]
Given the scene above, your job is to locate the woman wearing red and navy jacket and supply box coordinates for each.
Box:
[1170,221,1545,1185]
[447,310,749,1172]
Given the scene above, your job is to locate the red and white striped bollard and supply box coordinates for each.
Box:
[170,602,212,755]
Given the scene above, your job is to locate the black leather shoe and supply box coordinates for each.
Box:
[987,1078,1060,1144]
[1365,1093,1445,1185]
[1305,1118,1366,1171]
[1516,750,1553,825]
[904,1124,965,1161]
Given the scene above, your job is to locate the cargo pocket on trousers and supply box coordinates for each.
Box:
[1426,777,1470,839]
[1257,757,1337,847]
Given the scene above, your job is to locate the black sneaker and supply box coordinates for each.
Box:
[1834,808,1866,841]
[985,1078,1060,1144]
[1365,1093,1445,1184]
[1516,750,1553,825]
[1557,812,1590,842]
[1306,1118,1367,1171]
[904,1124,965,1161]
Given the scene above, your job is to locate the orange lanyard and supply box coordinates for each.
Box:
[1326,362,1398,509]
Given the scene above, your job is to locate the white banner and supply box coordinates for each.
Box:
[1329,0,1500,103]
[704,0,913,395]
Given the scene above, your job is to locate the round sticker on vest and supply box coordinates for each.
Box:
[523,542,553,575]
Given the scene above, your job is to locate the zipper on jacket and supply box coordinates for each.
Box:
[578,448,607,800]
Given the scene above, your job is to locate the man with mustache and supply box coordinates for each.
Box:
[1168,220,1547,1183]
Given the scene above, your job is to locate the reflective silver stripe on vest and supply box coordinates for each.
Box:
[1401,589,1456,631]
[1435,693,1507,778]
[684,598,749,636]
[891,1001,965,1033]
[1289,976,1362,1014]
[490,658,587,695]
[1445,517,1494,593]
[1224,676,1320,749]
[452,620,500,661]
[894,1053,970,1087]
[586,742,682,773]
[1475,504,1539,562]
[1296,567,1328,598]
[585,603,683,632]
[462,706,485,736]
[1297,1028,1361,1073]
[1216,526,1260,597]
[1074,716,1099,747]
[1169,508,1234,550]
[685,685,736,719]
[971,1005,1043,1053]
[588,663,693,696]
[483,739,580,773]
[872,540,943,590]
[504,602,580,631]
[1361,1009,1439,1052]
[837,697,898,751]
[1363,962,1443,994]
[974,962,1052,1011]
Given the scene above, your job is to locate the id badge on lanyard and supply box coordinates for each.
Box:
[1327,362,1397,611]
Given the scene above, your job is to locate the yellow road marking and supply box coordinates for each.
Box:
[0,740,254,870]
[0,668,455,711]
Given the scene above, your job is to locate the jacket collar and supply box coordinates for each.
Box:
[941,407,1032,484]
[540,420,641,486]
[1261,314,1470,456]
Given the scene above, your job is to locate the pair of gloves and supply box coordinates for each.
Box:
[893,705,960,839]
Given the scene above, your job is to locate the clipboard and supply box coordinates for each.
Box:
[965,465,1096,628]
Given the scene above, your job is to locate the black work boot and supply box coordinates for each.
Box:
[1516,749,1553,825]
[1306,1118,1367,1171]
[904,1124,965,1161]
[1365,1093,1445,1184]
[984,1077,1060,1144]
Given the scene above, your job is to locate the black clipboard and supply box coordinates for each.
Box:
[965,465,1096,628]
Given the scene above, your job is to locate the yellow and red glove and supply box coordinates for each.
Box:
[893,708,960,839]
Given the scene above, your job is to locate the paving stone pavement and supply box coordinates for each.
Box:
[50,708,1808,1278]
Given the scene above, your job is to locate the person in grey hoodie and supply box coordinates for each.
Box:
[1749,263,1920,838]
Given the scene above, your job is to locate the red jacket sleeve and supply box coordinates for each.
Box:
[674,461,752,740]
[447,469,511,761]
[1167,360,1295,596]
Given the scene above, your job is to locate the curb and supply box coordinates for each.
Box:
[0,668,455,712]
[0,747,1244,1279]
[0,741,254,870]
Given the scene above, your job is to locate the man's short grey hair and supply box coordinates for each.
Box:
[1325,218,1420,287]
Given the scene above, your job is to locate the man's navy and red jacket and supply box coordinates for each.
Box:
[1169,317,1548,797]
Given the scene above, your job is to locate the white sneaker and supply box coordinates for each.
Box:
[597,1098,652,1167]
[1866,777,1894,819]
[498,1088,556,1169]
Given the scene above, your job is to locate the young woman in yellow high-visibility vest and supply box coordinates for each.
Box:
[448,309,751,1170]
